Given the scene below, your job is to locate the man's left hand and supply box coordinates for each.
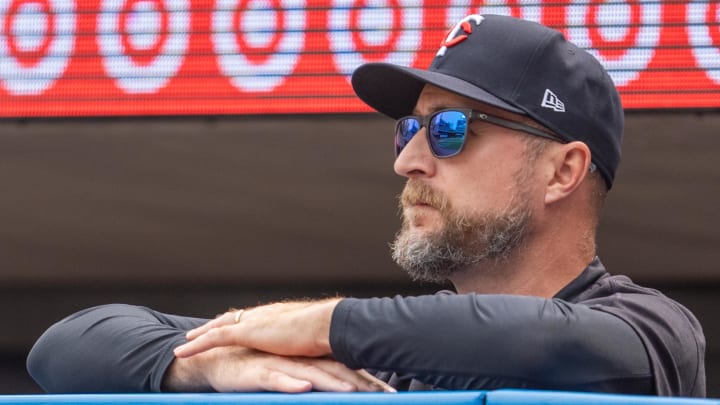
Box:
[174,298,341,358]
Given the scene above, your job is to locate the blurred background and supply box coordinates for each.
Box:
[1,0,718,396]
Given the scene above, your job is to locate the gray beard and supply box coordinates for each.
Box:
[391,198,532,284]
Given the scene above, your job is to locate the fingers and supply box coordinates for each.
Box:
[203,348,386,393]
[186,311,237,341]
[187,346,395,394]
[176,324,241,358]
[356,369,397,393]
[266,357,393,393]
[277,361,357,393]
[310,360,395,393]
[259,371,313,393]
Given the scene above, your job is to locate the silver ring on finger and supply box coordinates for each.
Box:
[233,309,245,324]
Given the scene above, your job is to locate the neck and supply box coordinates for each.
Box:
[449,223,596,298]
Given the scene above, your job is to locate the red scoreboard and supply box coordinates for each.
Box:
[1,0,719,117]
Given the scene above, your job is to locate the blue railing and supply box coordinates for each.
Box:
[0,390,717,405]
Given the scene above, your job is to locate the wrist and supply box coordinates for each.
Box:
[311,298,342,355]
[161,349,214,392]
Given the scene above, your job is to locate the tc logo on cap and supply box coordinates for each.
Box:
[437,15,484,57]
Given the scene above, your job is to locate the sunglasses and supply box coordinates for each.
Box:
[395,108,566,159]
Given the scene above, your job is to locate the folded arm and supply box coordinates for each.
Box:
[27,303,390,393]
[176,294,653,393]
[331,295,653,392]
[27,304,202,393]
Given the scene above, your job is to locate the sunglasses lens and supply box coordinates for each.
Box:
[429,110,468,157]
[395,117,421,156]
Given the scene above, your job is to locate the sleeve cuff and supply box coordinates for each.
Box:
[151,335,189,392]
[329,298,359,369]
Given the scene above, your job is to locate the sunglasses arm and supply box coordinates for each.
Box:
[473,112,566,143]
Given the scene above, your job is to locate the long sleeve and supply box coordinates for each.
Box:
[27,304,208,393]
[330,294,653,393]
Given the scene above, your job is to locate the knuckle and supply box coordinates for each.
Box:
[264,370,289,391]
[208,326,228,339]
[257,368,274,385]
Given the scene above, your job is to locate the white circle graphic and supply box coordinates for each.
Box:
[328,0,422,80]
[0,0,75,95]
[596,2,631,42]
[213,0,306,92]
[241,1,277,48]
[566,0,661,87]
[12,3,46,51]
[446,0,541,27]
[687,1,720,84]
[126,1,161,50]
[98,0,190,94]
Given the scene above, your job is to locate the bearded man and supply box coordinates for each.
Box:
[28,15,705,397]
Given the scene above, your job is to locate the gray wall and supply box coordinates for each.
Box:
[0,112,717,395]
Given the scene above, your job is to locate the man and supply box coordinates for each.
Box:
[27,15,705,396]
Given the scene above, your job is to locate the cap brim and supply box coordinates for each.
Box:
[351,63,524,119]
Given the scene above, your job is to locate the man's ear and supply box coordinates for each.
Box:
[544,141,592,205]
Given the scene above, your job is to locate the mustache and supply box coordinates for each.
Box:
[399,180,450,212]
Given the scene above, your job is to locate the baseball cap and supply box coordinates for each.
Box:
[351,14,624,189]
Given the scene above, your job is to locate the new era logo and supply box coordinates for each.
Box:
[541,89,565,112]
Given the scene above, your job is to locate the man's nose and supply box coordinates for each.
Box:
[393,128,437,178]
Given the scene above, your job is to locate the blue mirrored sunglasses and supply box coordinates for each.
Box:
[395,108,567,159]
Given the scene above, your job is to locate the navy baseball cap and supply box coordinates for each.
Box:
[351,14,624,189]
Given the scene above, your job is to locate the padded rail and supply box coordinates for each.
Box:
[0,390,718,405]
[0,391,486,405]
[487,391,719,405]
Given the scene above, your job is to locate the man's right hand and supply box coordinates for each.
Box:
[162,345,394,393]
